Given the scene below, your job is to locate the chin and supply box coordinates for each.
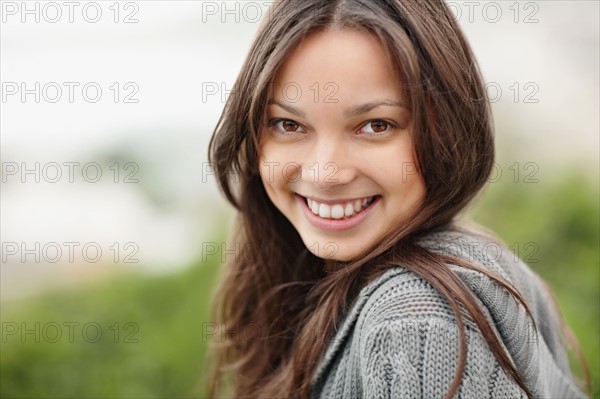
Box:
[302,237,366,262]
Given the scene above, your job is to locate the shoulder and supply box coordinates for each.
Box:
[357,226,519,326]
[350,226,585,399]
[311,226,587,399]
[354,226,536,364]
[352,262,529,399]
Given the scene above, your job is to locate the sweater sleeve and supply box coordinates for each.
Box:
[359,317,528,399]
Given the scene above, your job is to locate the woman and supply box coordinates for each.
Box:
[205,1,590,398]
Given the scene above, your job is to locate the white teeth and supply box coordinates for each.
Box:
[344,203,355,216]
[331,204,345,219]
[318,203,331,218]
[311,200,320,214]
[306,196,376,220]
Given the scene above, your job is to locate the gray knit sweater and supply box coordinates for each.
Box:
[309,228,587,399]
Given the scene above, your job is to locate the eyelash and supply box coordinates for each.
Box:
[357,120,397,136]
[267,118,397,136]
[268,119,306,135]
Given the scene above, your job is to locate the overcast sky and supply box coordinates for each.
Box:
[1,0,598,299]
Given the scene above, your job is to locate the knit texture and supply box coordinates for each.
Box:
[309,228,587,399]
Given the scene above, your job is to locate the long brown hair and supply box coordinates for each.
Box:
[205,0,590,398]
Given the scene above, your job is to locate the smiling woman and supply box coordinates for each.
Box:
[205,1,590,398]
[259,29,424,261]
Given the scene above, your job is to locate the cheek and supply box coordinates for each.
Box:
[259,146,289,201]
[259,139,302,189]
[391,169,427,216]
[258,155,279,196]
[258,137,275,180]
[357,144,418,185]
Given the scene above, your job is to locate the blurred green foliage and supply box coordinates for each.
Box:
[470,168,599,398]
[1,170,598,398]
[1,257,221,398]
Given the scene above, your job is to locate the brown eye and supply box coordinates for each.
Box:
[370,121,387,133]
[358,120,394,136]
[282,120,299,131]
[269,119,306,135]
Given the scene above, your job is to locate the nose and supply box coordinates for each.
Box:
[300,134,357,189]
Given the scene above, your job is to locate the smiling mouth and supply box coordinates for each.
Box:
[300,195,380,220]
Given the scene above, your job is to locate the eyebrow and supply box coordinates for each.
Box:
[266,99,407,119]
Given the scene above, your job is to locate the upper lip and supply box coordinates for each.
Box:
[297,193,377,205]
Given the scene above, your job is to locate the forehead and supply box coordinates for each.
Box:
[270,29,404,102]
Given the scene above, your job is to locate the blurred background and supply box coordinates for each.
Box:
[1,0,598,397]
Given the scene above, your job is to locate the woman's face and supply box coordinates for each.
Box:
[259,29,426,261]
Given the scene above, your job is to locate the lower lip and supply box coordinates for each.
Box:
[296,194,380,232]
